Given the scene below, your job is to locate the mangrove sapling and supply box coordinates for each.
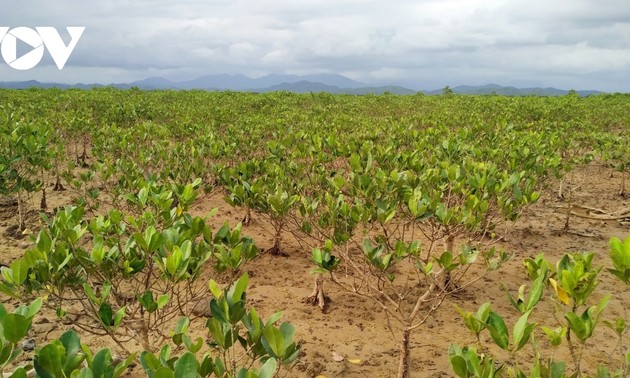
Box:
[226,157,303,256]
[221,160,263,226]
[0,180,259,355]
[451,249,624,378]
[599,132,630,197]
[283,194,343,311]
[0,299,42,377]
[39,154,55,210]
[547,251,602,370]
[0,110,52,231]
[224,180,256,226]
[67,110,93,168]
[314,234,507,378]
[564,174,574,230]
[139,274,300,378]
[301,190,362,311]
[553,132,595,230]
[607,236,630,374]
[52,140,66,192]
[40,185,46,210]
[310,145,538,378]
[255,186,300,256]
[451,304,542,378]
[33,329,136,378]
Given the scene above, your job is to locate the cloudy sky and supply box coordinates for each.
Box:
[2,0,630,91]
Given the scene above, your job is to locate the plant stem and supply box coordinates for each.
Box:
[576,343,585,377]
[17,192,25,230]
[564,173,573,230]
[397,328,411,378]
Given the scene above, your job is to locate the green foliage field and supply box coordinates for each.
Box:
[1,88,630,377]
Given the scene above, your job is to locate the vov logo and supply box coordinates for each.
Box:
[0,27,85,70]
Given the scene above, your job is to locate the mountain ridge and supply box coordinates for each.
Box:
[0,74,605,96]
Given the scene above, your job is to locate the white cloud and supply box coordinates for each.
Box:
[1,0,629,91]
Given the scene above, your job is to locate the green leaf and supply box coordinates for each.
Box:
[98,303,113,328]
[609,237,626,267]
[8,367,28,378]
[156,295,170,309]
[174,316,190,335]
[565,312,588,341]
[209,300,229,325]
[37,230,53,252]
[66,353,87,376]
[83,284,99,304]
[208,280,222,299]
[550,361,567,378]
[181,183,195,203]
[450,354,468,378]
[517,324,536,351]
[198,355,215,377]
[227,273,248,306]
[349,153,361,171]
[183,336,203,354]
[454,304,486,337]
[81,343,94,368]
[526,274,544,312]
[2,314,31,343]
[365,151,373,173]
[604,317,625,336]
[258,358,277,378]
[138,291,157,313]
[609,236,630,283]
[35,343,64,378]
[159,345,172,366]
[100,282,112,303]
[236,368,257,378]
[25,298,42,319]
[262,325,286,358]
[140,351,161,373]
[138,187,149,205]
[60,329,82,359]
[6,259,28,286]
[512,310,533,350]
[0,344,14,367]
[436,203,448,223]
[541,326,566,347]
[113,307,125,328]
[60,330,85,373]
[113,352,137,378]
[607,268,630,284]
[215,223,230,240]
[206,318,228,348]
[486,312,509,350]
[152,367,175,378]
[311,248,323,265]
[75,367,94,378]
[279,322,295,345]
[165,246,183,277]
[174,352,198,377]
[265,311,283,326]
[92,348,114,378]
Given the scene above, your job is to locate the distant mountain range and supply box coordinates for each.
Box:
[0,74,604,96]
[424,84,602,97]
